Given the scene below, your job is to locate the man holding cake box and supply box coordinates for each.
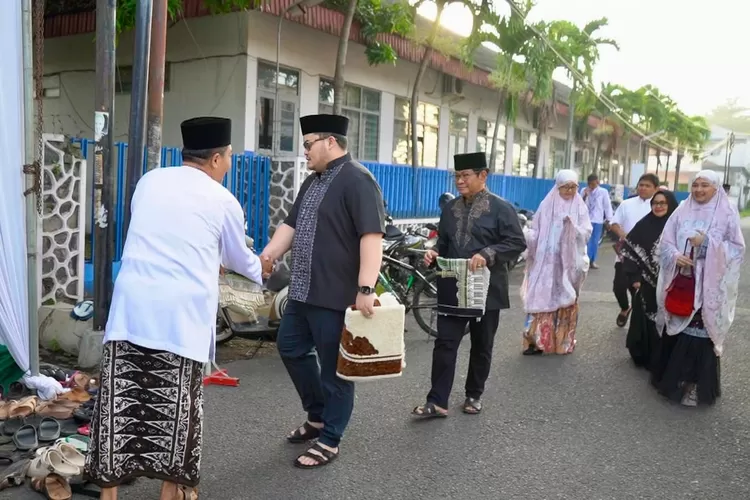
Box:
[412,152,527,418]
[260,113,386,469]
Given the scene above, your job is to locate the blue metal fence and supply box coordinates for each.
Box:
[72,139,271,265]
[361,163,690,219]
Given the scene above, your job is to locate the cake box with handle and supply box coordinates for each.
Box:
[336,292,406,382]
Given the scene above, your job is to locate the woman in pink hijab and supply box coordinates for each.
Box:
[521,170,593,355]
[652,170,745,407]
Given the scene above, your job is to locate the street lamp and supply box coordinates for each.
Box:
[274,0,324,157]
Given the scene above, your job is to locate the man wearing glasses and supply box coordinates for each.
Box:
[609,173,659,327]
[412,152,526,418]
[260,114,386,469]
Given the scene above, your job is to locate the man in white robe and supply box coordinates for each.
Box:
[85,117,268,500]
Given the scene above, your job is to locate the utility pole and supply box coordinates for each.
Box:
[722,132,730,184]
[123,0,153,236]
[92,0,117,330]
[564,81,576,170]
[724,131,735,185]
[22,0,39,375]
[145,0,168,171]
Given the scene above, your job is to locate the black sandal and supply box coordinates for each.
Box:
[294,443,339,469]
[411,402,447,419]
[287,421,321,444]
[616,309,631,327]
[462,398,482,414]
[523,346,543,356]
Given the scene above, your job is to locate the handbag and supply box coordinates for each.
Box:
[664,242,696,317]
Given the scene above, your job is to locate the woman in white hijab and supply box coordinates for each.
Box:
[652,170,745,407]
[521,170,592,355]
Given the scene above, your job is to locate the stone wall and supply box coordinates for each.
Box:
[268,158,310,269]
[38,134,86,306]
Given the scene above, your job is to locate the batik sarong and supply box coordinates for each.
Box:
[84,340,204,488]
[435,257,491,317]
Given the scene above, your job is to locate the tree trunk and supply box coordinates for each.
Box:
[663,153,671,186]
[533,106,546,178]
[410,2,444,168]
[593,137,602,176]
[489,92,504,173]
[673,152,683,191]
[655,151,661,176]
[332,0,358,115]
[564,80,576,170]
[623,133,631,185]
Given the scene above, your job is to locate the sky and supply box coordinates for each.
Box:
[417,0,747,117]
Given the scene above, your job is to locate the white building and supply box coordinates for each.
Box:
[42,1,638,183]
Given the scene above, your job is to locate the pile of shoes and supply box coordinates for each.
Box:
[0,367,105,498]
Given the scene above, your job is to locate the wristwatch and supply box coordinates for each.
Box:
[358,286,375,295]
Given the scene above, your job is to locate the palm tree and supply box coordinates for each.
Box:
[463,0,534,172]
[561,18,619,169]
[323,0,414,113]
[670,114,710,190]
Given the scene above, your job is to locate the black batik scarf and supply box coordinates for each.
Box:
[620,190,678,312]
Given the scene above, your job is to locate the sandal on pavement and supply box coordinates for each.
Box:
[616,309,631,327]
[38,417,62,442]
[31,473,73,500]
[523,346,543,356]
[287,421,321,444]
[411,402,448,419]
[0,457,30,491]
[13,424,38,451]
[462,398,482,415]
[294,443,339,469]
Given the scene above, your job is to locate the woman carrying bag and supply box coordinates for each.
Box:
[621,190,678,369]
[652,171,745,407]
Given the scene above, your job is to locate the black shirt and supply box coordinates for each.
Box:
[437,189,527,310]
[285,154,386,311]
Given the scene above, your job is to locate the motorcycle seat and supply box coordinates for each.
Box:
[384,224,404,241]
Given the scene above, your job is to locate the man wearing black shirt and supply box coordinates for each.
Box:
[412,152,526,418]
[261,114,386,468]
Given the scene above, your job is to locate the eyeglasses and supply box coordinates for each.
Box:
[558,185,577,192]
[454,172,477,181]
[652,201,668,207]
[302,137,328,151]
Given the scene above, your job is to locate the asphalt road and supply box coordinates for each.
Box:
[5,223,750,499]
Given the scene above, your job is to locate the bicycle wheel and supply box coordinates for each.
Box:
[412,272,438,337]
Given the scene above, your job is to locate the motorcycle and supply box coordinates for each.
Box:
[215,236,290,344]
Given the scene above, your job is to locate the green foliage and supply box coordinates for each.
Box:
[115,0,263,33]
[324,0,414,66]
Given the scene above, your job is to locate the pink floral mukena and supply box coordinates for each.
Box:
[521,170,593,314]
[656,170,746,356]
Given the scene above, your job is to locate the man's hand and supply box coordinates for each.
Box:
[355,292,377,318]
[424,249,438,267]
[688,230,706,248]
[676,254,693,268]
[260,253,275,279]
[469,253,487,272]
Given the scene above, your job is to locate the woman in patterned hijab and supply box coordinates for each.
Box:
[620,189,678,368]
[521,170,592,355]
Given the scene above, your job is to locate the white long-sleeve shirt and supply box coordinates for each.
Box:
[104,166,263,363]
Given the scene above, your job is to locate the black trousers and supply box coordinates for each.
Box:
[426,310,501,409]
[613,262,636,311]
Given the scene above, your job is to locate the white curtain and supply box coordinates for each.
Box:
[0,0,30,372]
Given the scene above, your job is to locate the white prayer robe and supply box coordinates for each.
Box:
[104,166,264,363]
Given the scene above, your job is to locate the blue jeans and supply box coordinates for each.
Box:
[276,300,354,448]
[588,222,604,263]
